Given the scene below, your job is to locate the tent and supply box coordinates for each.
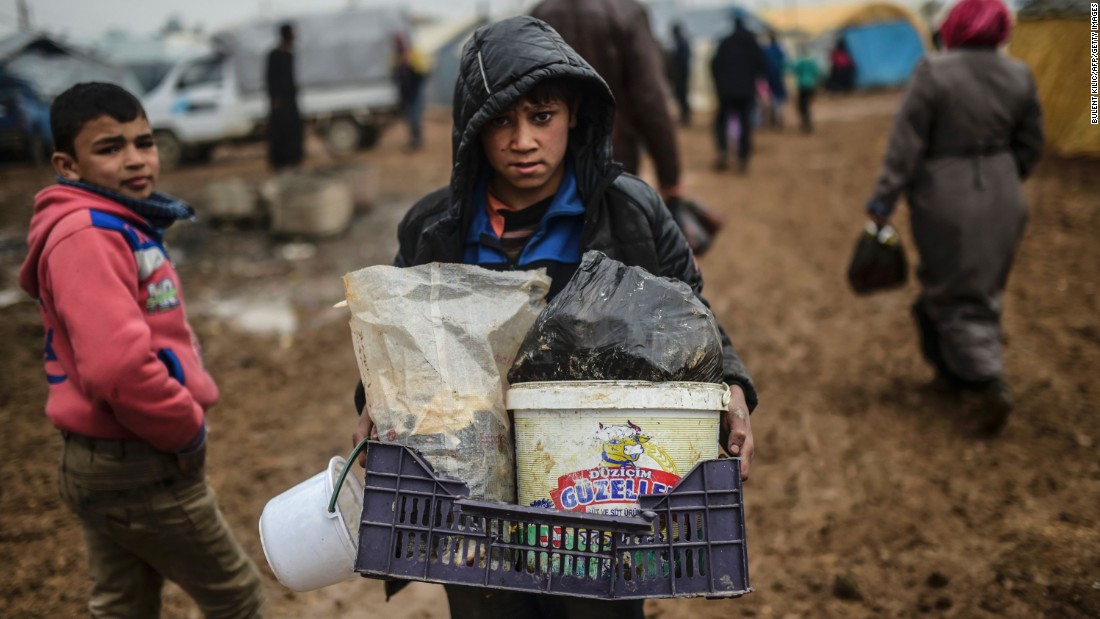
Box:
[764,2,930,89]
[0,32,143,99]
[648,4,773,46]
[418,16,488,107]
[212,7,410,97]
[1011,0,1099,158]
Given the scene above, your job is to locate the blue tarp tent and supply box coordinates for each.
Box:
[843,20,926,88]
[764,3,930,89]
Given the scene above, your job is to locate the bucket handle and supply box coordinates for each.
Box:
[328,438,370,514]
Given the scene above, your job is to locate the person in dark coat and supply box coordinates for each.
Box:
[710,14,766,172]
[531,0,683,204]
[864,0,1043,435]
[668,21,693,127]
[352,17,758,617]
[265,22,303,169]
[825,38,856,93]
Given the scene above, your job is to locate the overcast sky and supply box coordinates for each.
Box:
[0,0,539,41]
[0,0,938,42]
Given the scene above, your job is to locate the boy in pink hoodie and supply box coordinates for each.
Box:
[19,82,264,618]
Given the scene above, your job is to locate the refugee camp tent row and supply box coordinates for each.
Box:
[1010,0,1100,158]
[764,2,930,89]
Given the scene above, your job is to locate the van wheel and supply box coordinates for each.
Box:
[324,117,360,155]
[357,123,380,149]
[156,131,184,170]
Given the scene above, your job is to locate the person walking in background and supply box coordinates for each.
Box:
[392,33,430,152]
[265,22,303,169]
[790,42,821,133]
[710,13,766,172]
[864,0,1043,435]
[531,0,684,204]
[825,37,856,93]
[20,82,265,618]
[668,21,693,127]
[763,32,788,129]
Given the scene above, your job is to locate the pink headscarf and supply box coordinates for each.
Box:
[940,0,1012,49]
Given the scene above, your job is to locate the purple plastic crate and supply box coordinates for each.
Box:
[354,441,751,600]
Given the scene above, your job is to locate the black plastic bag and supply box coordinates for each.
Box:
[508,250,725,384]
[847,222,908,294]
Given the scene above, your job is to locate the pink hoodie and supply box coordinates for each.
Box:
[19,184,217,452]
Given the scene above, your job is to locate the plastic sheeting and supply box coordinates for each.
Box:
[1011,0,1100,158]
[344,263,550,503]
[1,35,142,99]
[844,21,927,89]
[213,7,409,96]
[764,3,930,90]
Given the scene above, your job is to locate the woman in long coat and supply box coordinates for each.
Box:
[865,0,1043,434]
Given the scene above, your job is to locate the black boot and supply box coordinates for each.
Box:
[970,377,1012,436]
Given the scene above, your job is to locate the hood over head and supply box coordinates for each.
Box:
[450,16,617,220]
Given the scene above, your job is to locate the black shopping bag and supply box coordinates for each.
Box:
[847,221,908,294]
[668,197,723,257]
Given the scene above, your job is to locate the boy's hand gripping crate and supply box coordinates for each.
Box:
[354,441,751,599]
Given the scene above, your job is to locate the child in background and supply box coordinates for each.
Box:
[19,82,264,618]
[790,44,822,133]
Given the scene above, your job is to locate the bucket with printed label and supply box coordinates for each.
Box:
[508,381,727,517]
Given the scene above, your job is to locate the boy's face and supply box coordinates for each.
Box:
[52,115,159,200]
[480,96,577,208]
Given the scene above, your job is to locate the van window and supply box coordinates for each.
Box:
[177,56,224,90]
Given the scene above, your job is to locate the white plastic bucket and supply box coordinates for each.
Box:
[508,381,728,517]
[258,456,363,591]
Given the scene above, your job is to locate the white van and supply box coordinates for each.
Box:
[143,7,409,168]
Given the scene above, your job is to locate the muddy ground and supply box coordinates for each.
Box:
[1,93,1098,618]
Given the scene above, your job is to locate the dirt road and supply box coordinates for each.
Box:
[2,92,1098,618]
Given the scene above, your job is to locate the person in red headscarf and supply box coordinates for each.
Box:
[939,0,1013,49]
[861,0,1043,436]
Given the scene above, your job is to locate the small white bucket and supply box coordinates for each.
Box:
[508,381,728,517]
[258,456,363,591]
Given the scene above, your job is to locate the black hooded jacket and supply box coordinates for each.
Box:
[378,17,757,410]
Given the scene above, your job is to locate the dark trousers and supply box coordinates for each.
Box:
[402,88,426,149]
[912,299,1000,391]
[714,96,754,162]
[673,76,691,126]
[444,585,645,619]
[267,103,303,170]
[59,434,264,618]
[797,87,815,133]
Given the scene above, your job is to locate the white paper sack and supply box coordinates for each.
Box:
[344,263,550,502]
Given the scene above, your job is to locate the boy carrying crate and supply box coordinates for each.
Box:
[353,17,760,618]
